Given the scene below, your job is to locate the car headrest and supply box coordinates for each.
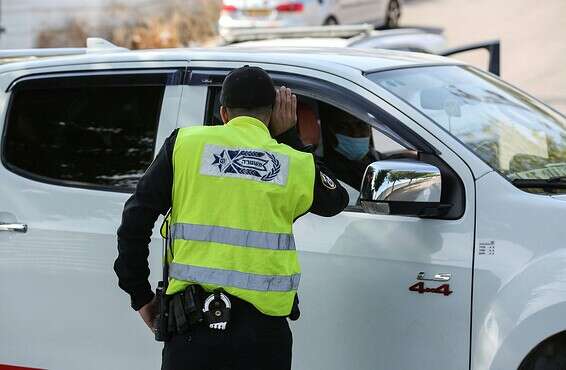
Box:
[420,87,462,117]
[420,87,451,110]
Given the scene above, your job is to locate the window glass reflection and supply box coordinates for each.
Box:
[368,66,566,181]
[4,85,164,190]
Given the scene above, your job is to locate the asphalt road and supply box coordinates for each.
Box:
[401,0,566,114]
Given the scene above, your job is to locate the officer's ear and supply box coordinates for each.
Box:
[220,106,230,124]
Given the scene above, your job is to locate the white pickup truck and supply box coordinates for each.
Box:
[1,40,565,370]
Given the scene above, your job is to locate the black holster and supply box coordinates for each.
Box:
[154,281,171,342]
[161,284,205,338]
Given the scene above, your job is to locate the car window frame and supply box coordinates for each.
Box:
[1,68,184,194]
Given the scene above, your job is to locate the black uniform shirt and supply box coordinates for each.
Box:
[114,125,349,310]
[324,149,379,191]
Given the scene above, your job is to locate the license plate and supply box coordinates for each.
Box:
[243,8,271,17]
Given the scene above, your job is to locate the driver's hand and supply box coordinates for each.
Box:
[270,86,297,137]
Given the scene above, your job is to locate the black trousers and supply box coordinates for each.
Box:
[161,297,293,370]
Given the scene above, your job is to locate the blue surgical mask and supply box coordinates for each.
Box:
[335,133,370,161]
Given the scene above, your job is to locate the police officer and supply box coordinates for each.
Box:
[114,66,349,370]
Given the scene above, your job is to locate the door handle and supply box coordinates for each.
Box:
[0,223,28,233]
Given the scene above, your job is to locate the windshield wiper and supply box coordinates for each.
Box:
[512,176,566,189]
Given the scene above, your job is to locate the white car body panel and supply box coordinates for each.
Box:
[472,171,566,369]
[0,47,564,370]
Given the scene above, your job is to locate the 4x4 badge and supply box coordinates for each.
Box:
[409,282,453,296]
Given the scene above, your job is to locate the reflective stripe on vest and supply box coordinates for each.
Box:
[170,223,296,251]
[169,263,301,292]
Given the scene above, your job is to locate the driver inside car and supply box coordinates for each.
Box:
[323,109,379,191]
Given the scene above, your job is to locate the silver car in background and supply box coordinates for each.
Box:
[219,0,402,38]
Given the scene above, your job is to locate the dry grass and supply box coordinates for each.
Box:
[36,0,222,49]
[36,19,90,48]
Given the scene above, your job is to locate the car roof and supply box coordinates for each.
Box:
[228,38,350,48]
[225,28,446,50]
[0,46,459,77]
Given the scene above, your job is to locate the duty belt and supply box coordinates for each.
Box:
[163,285,301,337]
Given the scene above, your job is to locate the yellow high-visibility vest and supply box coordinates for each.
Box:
[165,116,315,316]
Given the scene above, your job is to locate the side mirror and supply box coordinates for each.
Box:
[360,160,450,217]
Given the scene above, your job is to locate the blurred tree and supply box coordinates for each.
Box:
[36,19,89,48]
[36,0,221,49]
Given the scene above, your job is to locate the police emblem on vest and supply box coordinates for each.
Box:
[201,144,289,186]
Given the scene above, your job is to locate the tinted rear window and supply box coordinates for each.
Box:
[3,83,164,191]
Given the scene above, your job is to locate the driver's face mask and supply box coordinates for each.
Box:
[335,133,370,161]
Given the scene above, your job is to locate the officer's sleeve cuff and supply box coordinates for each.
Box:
[130,284,155,311]
[274,126,305,150]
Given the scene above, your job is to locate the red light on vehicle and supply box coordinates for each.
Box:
[222,4,237,12]
[276,2,304,12]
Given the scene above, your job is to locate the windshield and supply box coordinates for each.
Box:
[367,66,566,182]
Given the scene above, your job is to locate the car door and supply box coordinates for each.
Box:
[179,61,475,370]
[0,62,187,370]
[441,40,501,76]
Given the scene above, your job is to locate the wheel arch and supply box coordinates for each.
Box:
[473,250,566,369]
[518,330,566,370]
[322,14,339,25]
[486,303,566,369]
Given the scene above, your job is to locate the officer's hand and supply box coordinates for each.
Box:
[270,86,297,137]
[138,296,159,333]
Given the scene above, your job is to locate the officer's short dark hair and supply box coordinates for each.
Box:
[220,66,276,121]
